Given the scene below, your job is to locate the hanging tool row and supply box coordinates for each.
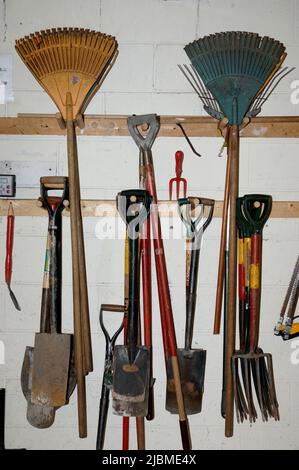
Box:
[1,27,294,450]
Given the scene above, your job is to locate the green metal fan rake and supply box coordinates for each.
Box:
[180,31,292,437]
[180,32,293,123]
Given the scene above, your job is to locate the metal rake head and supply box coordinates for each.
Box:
[183,32,288,125]
[179,62,294,122]
[178,64,224,120]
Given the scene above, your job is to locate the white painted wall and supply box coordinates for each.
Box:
[0,0,299,450]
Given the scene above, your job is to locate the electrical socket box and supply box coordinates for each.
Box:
[0,175,16,197]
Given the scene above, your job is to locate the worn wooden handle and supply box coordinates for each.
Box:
[66,92,87,438]
[179,420,192,451]
[225,125,239,438]
[72,129,93,374]
[214,129,232,334]
[171,356,192,449]
[101,304,125,313]
[40,176,67,189]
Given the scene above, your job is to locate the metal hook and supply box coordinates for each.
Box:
[176,122,202,158]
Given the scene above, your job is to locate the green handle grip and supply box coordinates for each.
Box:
[242,194,272,233]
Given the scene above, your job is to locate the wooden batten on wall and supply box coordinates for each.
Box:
[0,114,299,137]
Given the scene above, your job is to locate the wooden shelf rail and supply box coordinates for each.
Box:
[0,200,298,218]
[0,114,299,138]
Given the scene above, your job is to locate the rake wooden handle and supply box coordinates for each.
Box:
[66,92,87,438]
[225,125,239,438]
[214,131,232,334]
[72,131,93,374]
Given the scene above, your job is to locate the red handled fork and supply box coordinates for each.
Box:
[169,151,187,200]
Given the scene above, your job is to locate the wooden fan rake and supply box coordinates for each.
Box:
[15,27,118,438]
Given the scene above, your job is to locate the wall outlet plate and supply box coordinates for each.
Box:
[0,175,16,197]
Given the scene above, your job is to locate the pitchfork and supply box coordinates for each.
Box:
[169,151,187,200]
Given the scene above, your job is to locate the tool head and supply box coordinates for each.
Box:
[21,346,56,428]
[7,285,21,311]
[184,32,286,125]
[232,349,279,423]
[169,177,187,200]
[30,333,72,407]
[166,348,206,415]
[112,345,151,417]
[15,28,118,120]
[127,114,160,150]
[26,401,55,429]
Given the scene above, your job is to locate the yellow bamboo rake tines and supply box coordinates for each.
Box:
[15,28,118,119]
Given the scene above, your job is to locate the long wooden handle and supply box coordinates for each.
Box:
[66,92,87,438]
[214,129,232,334]
[72,130,93,374]
[225,125,239,438]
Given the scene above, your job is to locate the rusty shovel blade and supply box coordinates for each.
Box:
[31,333,72,407]
[112,345,151,417]
[21,346,56,428]
[166,348,206,415]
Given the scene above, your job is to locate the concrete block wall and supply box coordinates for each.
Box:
[0,0,298,449]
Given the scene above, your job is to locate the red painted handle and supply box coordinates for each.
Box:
[175,150,184,178]
[249,233,261,351]
[5,214,14,285]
